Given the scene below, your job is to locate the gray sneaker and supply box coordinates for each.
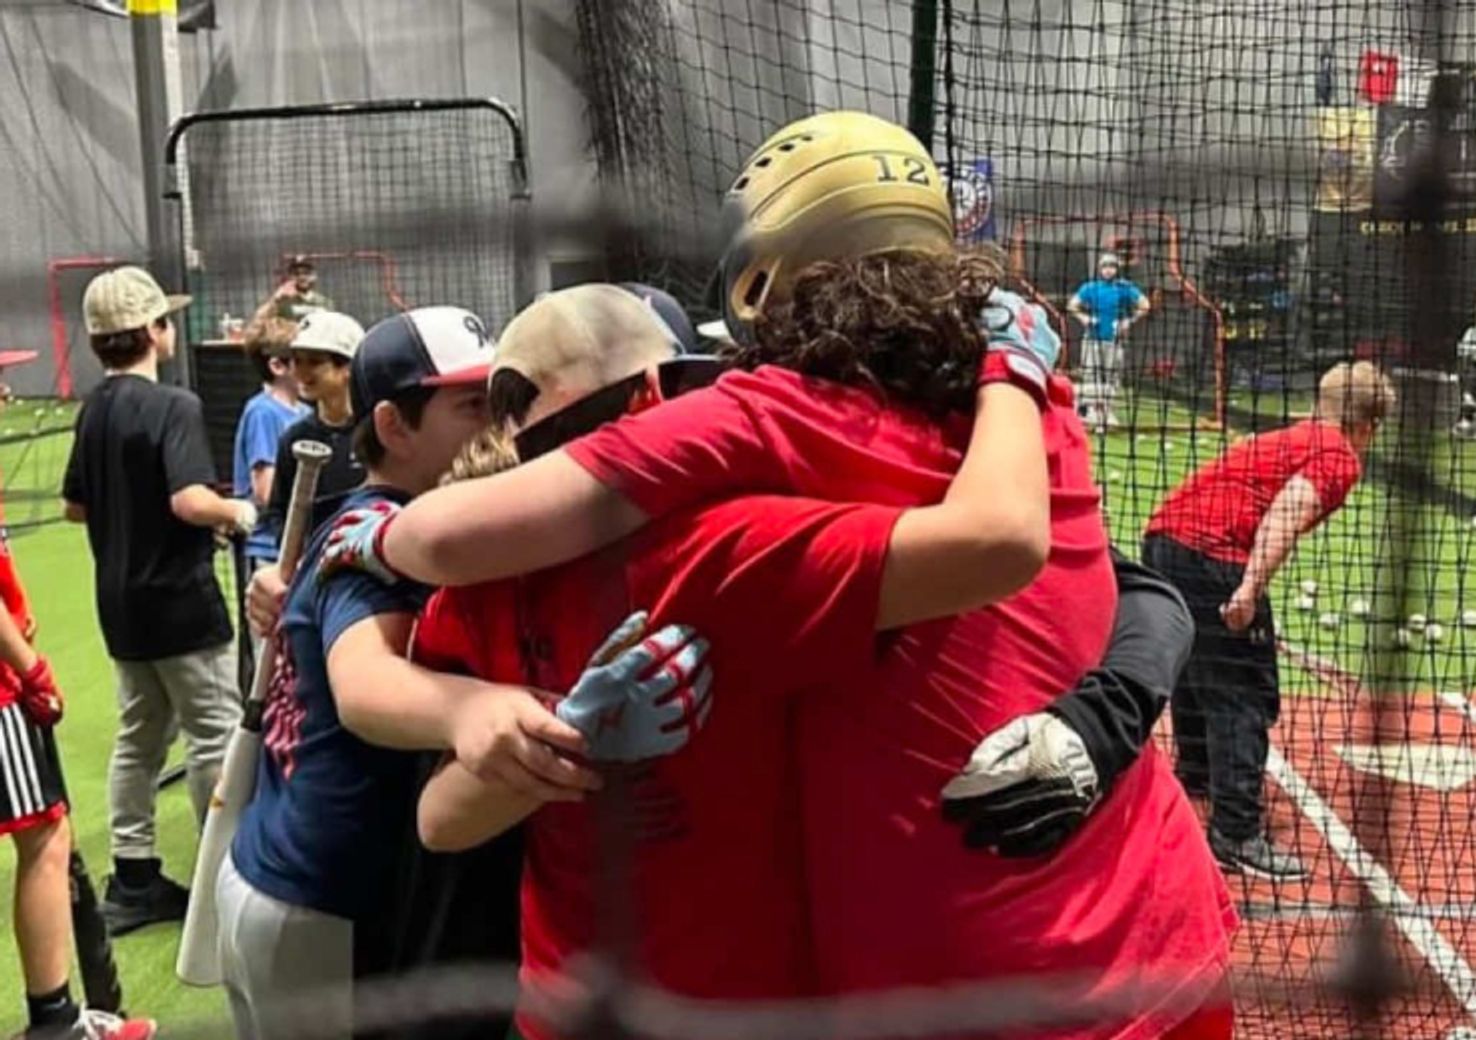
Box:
[1210,830,1309,880]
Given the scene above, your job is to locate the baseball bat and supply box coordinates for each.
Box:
[69,847,123,1014]
[47,744,124,1015]
[175,440,332,986]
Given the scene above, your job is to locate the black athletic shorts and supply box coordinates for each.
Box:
[0,701,67,836]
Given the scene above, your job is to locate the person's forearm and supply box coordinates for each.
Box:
[380,449,646,587]
[0,606,38,675]
[1242,502,1304,596]
[877,383,1049,629]
[250,465,275,508]
[170,484,242,529]
[1049,553,1192,790]
[330,646,504,750]
[419,758,540,852]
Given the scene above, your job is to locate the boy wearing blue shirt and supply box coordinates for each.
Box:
[1067,251,1151,429]
[218,307,710,1040]
[232,317,308,570]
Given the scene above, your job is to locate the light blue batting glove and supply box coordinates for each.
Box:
[318,500,404,586]
[557,611,714,763]
[982,287,1062,371]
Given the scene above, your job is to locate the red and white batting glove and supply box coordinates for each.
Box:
[556,611,714,763]
[318,500,405,586]
[977,288,1060,410]
[18,655,63,727]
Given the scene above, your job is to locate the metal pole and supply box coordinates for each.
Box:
[129,0,190,387]
[906,0,939,151]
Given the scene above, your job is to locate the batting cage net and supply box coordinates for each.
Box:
[566,2,1476,1040]
[164,97,530,481]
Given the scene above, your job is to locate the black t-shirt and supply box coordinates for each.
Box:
[264,412,365,544]
[62,374,232,661]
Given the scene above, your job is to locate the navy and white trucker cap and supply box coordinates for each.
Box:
[350,306,494,418]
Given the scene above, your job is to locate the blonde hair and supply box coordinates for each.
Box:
[1315,361,1396,429]
[443,425,520,485]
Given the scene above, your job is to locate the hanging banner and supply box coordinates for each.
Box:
[947,158,996,243]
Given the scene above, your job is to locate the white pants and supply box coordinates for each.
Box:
[1078,336,1124,416]
[110,642,241,860]
[216,852,355,1040]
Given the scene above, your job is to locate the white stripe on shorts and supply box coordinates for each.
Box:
[8,704,45,812]
[0,705,32,817]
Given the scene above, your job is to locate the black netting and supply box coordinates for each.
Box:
[574,3,1476,1040]
[167,98,526,474]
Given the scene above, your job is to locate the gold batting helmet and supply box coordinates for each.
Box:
[712,111,955,341]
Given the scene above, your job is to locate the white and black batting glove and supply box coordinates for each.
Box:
[231,499,259,538]
[941,711,1100,857]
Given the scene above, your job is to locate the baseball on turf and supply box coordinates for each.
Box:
[1318,612,1340,630]
[1295,594,1316,611]
[1350,597,1372,618]
[1462,609,1476,628]
[1300,579,1319,597]
[1426,622,1446,643]
[1394,627,1413,648]
[1409,613,1429,629]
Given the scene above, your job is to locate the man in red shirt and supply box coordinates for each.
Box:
[1143,361,1395,878]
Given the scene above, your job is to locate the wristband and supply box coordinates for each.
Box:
[979,347,1051,411]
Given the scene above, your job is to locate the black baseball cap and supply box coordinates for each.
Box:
[350,306,494,418]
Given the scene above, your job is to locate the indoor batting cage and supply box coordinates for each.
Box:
[10,0,1476,1039]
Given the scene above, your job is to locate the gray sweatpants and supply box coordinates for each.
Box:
[217,852,354,1040]
[109,641,241,861]
[1077,336,1124,416]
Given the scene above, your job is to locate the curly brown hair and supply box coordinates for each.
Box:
[725,245,1007,419]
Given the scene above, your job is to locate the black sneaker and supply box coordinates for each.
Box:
[101,873,189,936]
[1210,830,1309,880]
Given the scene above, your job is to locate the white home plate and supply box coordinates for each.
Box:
[1336,743,1476,791]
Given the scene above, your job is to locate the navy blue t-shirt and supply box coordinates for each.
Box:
[231,485,432,921]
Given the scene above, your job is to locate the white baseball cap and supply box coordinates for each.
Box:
[289,310,365,360]
[82,266,191,336]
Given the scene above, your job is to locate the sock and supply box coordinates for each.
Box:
[26,982,78,1031]
[113,856,160,888]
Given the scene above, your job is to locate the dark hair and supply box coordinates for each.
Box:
[351,386,436,467]
[488,368,541,429]
[242,317,298,383]
[90,317,169,370]
[725,246,1006,419]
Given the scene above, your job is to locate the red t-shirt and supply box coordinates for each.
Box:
[566,366,1238,1039]
[412,496,898,1040]
[1145,419,1362,565]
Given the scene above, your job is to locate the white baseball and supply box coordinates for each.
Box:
[1394,627,1413,648]
[1295,594,1316,612]
[1409,613,1428,629]
[1300,579,1319,597]
[1349,598,1372,618]
[1318,612,1340,630]
[1461,609,1476,628]
[1426,622,1446,643]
